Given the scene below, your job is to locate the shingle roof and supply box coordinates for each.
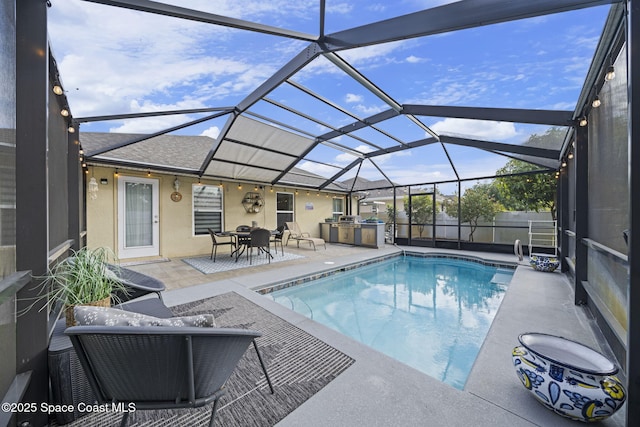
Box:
[80,132,348,192]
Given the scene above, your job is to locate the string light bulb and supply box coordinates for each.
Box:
[592,96,601,108]
[114,169,119,177]
[605,65,615,81]
[60,108,69,117]
[579,117,588,127]
[568,152,574,160]
[52,85,63,95]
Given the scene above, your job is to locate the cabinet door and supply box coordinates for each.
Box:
[361,227,376,246]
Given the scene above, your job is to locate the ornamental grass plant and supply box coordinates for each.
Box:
[22,247,129,325]
[47,246,124,306]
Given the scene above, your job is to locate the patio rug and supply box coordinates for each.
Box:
[183,251,304,274]
[53,292,354,427]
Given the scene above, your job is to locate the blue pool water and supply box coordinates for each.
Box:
[267,255,514,389]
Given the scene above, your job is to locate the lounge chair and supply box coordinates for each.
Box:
[285,222,326,251]
[106,264,165,303]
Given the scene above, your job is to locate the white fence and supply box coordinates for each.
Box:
[394,211,554,244]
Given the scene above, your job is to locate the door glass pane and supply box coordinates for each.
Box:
[125,182,152,247]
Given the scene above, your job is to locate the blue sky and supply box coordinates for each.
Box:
[48,1,610,186]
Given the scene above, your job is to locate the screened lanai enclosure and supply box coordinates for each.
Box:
[52,1,615,249]
[2,0,640,425]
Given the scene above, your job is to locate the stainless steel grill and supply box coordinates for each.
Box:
[338,215,361,224]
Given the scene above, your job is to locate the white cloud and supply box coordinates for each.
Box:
[105,99,209,133]
[326,2,354,14]
[48,0,283,118]
[201,126,221,139]
[297,160,342,177]
[406,55,426,64]
[430,118,518,140]
[339,41,405,66]
[354,104,385,115]
[345,93,363,103]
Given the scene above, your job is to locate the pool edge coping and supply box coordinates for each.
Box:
[253,250,518,295]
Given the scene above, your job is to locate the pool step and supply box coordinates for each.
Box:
[491,269,514,285]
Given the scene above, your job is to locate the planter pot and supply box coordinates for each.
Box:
[65,296,111,327]
[512,332,626,423]
[529,253,560,272]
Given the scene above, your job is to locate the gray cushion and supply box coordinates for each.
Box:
[74,305,216,327]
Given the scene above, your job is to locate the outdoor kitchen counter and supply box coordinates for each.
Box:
[320,222,385,248]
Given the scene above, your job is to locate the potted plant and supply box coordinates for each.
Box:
[44,246,128,326]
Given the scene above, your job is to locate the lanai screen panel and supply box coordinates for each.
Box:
[203,115,315,181]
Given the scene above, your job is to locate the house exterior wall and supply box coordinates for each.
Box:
[86,166,341,260]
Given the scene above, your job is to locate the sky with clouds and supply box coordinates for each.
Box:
[47,1,610,187]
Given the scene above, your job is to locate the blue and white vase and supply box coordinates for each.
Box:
[529,253,560,272]
[512,333,625,423]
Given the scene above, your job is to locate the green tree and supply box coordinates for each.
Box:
[493,127,561,219]
[385,205,396,224]
[403,194,433,238]
[445,184,501,242]
[494,160,557,219]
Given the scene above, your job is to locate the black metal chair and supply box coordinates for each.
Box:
[249,228,272,265]
[66,325,261,427]
[207,228,235,261]
[270,225,285,255]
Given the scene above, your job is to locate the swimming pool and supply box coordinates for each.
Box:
[266,254,514,389]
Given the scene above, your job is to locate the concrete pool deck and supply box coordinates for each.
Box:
[127,243,626,426]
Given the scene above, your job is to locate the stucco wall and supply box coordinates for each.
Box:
[86,166,341,260]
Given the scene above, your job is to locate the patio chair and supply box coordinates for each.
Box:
[66,325,260,427]
[249,228,272,265]
[270,225,285,255]
[285,222,326,251]
[207,228,235,261]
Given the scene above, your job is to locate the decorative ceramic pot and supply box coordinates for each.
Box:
[512,333,626,422]
[529,253,560,272]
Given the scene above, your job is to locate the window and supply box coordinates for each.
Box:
[332,197,344,221]
[276,192,294,227]
[193,184,223,235]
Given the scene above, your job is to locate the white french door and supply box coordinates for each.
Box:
[117,176,159,258]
